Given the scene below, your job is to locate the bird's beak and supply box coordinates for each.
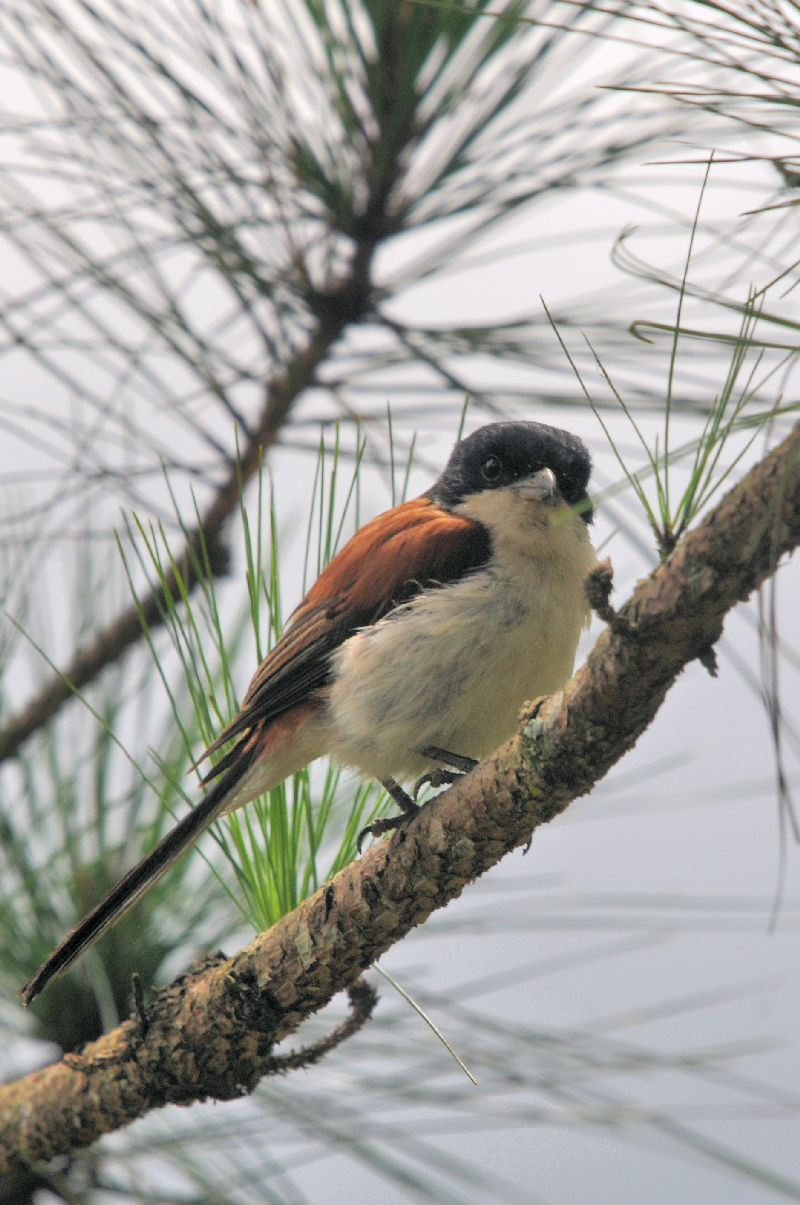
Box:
[513,466,558,502]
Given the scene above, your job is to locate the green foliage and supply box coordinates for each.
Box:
[547,166,799,559]
[0,651,219,1044]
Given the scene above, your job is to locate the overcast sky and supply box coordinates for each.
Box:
[2,5,800,1202]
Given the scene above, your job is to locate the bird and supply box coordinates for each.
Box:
[20,420,595,1006]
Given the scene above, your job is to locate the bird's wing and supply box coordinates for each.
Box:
[199,495,491,781]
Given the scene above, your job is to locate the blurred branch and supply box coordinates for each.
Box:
[0,270,368,765]
[3,420,798,1178]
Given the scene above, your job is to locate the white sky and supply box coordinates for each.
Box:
[2,4,800,1202]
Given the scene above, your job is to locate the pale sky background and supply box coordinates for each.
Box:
[2,4,800,1202]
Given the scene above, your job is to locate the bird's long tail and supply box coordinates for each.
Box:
[20,746,256,1007]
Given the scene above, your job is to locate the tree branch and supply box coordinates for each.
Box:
[2,422,798,1182]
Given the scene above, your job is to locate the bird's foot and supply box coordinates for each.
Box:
[413,746,478,799]
[413,767,461,798]
[357,753,479,851]
[357,778,418,852]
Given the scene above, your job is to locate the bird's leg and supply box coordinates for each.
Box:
[357,752,479,851]
[357,777,418,851]
[422,746,479,773]
[413,746,478,799]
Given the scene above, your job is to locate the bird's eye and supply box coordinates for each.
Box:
[481,455,502,483]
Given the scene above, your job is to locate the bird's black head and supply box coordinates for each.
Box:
[430,421,593,523]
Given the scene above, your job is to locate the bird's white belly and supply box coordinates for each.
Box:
[327,552,590,783]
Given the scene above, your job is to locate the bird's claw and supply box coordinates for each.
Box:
[413,767,463,800]
[357,752,479,851]
[413,747,478,799]
[356,809,416,853]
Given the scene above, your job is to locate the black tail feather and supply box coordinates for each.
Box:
[20,749,255,1007]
